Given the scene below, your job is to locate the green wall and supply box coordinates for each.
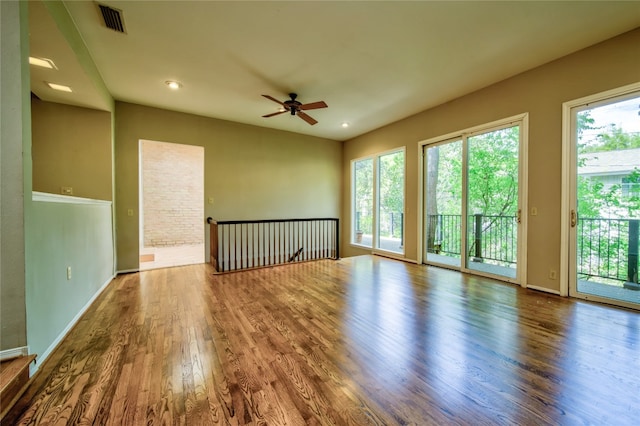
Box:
[26,196,114,363]
[0,0,30,353]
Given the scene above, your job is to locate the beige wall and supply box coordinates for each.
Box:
[31,99,112,201]
[342,28,640,292]
[115,102,342,271]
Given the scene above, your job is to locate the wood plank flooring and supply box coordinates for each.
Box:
[4,255,640,425]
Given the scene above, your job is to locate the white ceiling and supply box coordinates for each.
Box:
[29,1,640,141]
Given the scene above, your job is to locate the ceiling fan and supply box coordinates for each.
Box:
[262,93,328,125]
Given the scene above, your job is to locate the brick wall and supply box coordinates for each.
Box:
[141,140,204,247]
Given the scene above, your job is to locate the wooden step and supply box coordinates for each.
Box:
[0,354,37,421]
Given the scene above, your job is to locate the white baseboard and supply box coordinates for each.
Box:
[526,284,562,296]
[0,346,29,361]
[32,274,115,374]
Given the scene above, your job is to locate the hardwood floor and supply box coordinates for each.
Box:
[4,255,639,425]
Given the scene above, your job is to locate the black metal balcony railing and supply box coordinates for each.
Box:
[427,214,517,266]
[425,214,639,285]
[355,211,404,240]
[208,218,339,273]
[578,217,638,284]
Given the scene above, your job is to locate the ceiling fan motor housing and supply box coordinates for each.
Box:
[286,93,301,115]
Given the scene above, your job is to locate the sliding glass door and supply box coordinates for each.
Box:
[423,117,526,284]
[566,88,640,308]
[352,149,405,256]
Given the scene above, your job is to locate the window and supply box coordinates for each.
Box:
[351,149,405,255]
[622,173,640,199]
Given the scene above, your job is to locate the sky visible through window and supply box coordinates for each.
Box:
[581,96,640,142]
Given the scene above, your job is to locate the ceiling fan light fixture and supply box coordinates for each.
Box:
[165,80,182,90]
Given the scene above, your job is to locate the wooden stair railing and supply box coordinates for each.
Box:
[0,354,37,420]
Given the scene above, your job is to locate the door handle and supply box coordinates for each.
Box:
[570,210,577,228]
[517,209,522,224]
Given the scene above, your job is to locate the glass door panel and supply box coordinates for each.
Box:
[572,94,640,306]
[377,151,405,254]
[353,158,373,247]
[424,140,463,267]
[466,126,520,279]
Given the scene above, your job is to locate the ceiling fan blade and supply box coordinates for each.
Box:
[262,94,286,107]
[297,111,318,125]
[262,110,287,118]
[299,101,327,110]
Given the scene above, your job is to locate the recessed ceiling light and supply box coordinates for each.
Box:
[29,56,57,69]
[341,122,350,128]
[46,82,72,92]
[165,80,182,90]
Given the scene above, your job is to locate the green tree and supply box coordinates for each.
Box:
[354,159,373,234]
[379,151,404,237]
[580,124,640,153]
[467,127,519,217]
[575,108,639,284]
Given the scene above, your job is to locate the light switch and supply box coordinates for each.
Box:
[531,207,538,216]
[127,209,134,217]
[208,197,214,204]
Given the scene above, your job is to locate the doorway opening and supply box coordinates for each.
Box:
[139,140,204,270]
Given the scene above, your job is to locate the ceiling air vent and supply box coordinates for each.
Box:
[97,3,126,33]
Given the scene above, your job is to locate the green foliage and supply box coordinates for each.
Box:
[354,158,373,234]
[429,127,520,218]
[580,124,640,153]
[425,127,520,263]
[379,151,404,214]
[575,109,639,284]
[467,127,519,217]
[429,141,462,215]
[577,110,640,220]
[579,168,640,218]
[353,151,405,239]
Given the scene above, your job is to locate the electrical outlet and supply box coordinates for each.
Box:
[61,187,73,195]
[549,269,557,280]
[67,266,72,280]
